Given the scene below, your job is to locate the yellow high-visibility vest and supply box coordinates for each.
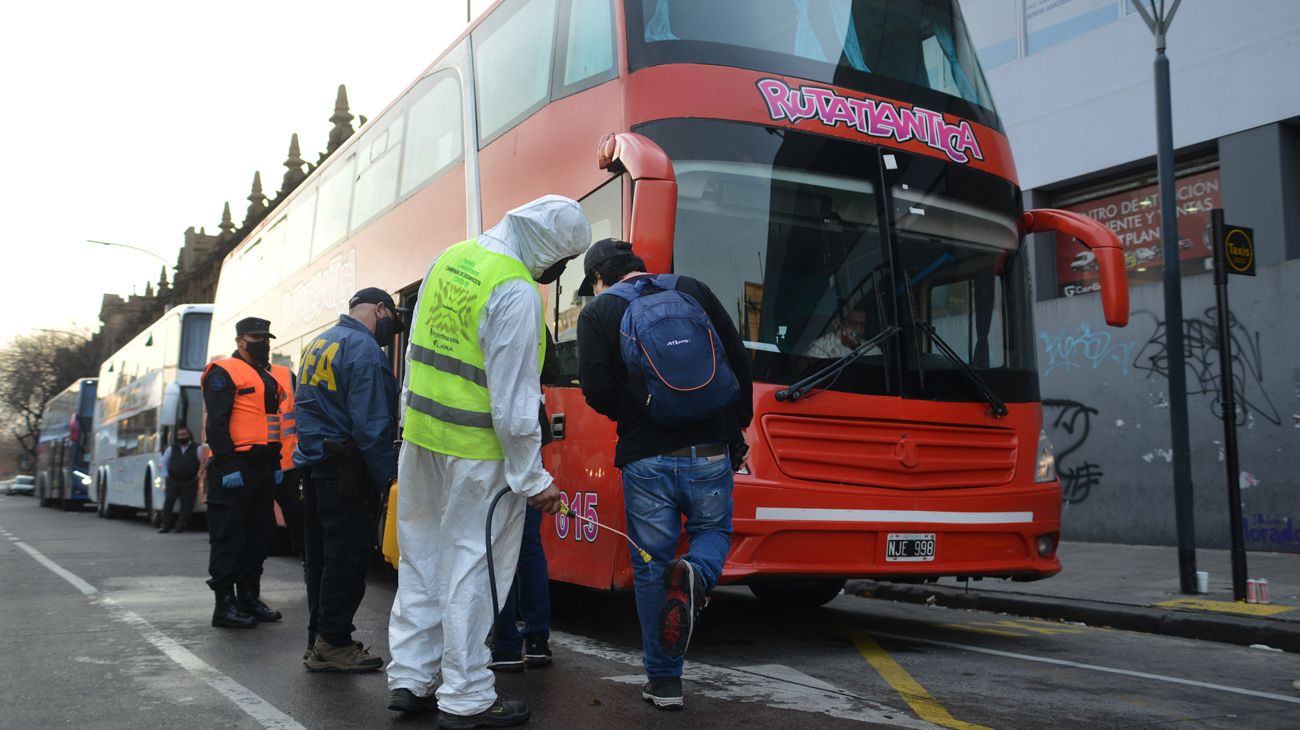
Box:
[404,240,544,459]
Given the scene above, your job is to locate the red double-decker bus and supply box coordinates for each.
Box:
[210,0,1128,606]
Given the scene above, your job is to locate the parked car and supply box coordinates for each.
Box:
[12,474,35,496]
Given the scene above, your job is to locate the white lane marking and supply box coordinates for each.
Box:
[10,537,305,729]
[550,631,937,727]
[756,508,1034,524]
[15,541,98,595]
[871,629,1300,707]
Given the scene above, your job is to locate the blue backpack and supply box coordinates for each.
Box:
[605,275,740,427]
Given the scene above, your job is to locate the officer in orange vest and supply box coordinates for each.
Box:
[202,316,293,629]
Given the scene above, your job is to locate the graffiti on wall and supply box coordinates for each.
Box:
[1132,308,1282,426]
[1243,514,1298,547]
[1042,398,1103,505]
[1038,322,1136,377]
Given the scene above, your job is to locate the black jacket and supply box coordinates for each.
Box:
[577,274,753,467]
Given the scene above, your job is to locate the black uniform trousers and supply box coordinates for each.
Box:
[274,468,306,558]
[206,459,277,592]
[161,477,198,531]
[303,452,379,647]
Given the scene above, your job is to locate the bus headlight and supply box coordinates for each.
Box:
[1034,429,1056,483]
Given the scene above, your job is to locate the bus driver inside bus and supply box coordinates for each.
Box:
[804,299,869,359]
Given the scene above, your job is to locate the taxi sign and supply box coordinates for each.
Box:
[1223,225,1255,276]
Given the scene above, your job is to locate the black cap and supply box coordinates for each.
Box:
[576,238,635,297]
[235,317,276,339]
[349,287,397,312]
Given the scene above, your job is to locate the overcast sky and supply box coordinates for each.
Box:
[0,0,483,345]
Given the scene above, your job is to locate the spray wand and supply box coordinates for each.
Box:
[559,501,652,564]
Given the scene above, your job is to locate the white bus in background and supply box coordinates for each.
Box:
[92,304,213,522]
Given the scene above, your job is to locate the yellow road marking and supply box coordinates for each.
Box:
[987,620,1085,636]
[1153,598,1295,616]
[940,623,1026,638]
[851,631,995,730]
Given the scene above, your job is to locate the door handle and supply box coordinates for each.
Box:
[549,413,565,440]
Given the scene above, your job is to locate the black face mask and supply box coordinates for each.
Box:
[177,438,192,447]
[245,340,271,366]
[374,314,397,346]
[535,255,577,285]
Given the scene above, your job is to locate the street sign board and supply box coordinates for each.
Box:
[1223,225,1255,276]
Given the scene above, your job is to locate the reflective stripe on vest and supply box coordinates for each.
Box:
[206,357,290,451]
[272,363,296,471]
[404,240,544,460]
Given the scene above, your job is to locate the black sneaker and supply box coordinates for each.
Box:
[523,636,552,668]
[641,677,684,710]
[487,647,524,673]
[388,688,439,715]
[437,699,529,728]
[658,559,706,657]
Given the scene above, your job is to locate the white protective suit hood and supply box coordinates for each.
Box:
[479,195,592,279]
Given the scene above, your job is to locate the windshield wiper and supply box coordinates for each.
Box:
[775,325,900,403]
[914,319,1008,418]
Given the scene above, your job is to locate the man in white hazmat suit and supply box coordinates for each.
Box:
[386,195,591,729]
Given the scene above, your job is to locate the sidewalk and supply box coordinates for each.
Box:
[847,541,1300,652]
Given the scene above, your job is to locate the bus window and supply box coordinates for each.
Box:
[401,73,463,197]
[258,216,288,293]
[548,177,621,385]
[180,312,212,371]
[282,191,317,279]
[474,0,559,145]
[555,0,616,97]
[313,154,356,257]
[352,115,405,230]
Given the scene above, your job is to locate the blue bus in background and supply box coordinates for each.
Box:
[36,378,98,509]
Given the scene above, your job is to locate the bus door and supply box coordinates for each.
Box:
[540,178,630,590]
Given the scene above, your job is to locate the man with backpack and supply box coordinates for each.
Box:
[575,238,753,711]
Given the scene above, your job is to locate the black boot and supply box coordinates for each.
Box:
[213,587,258,629]
[237,577,282,622]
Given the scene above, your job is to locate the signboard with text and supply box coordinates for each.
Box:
[1055,169,1221,297]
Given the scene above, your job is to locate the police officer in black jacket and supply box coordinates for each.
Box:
[202,317,294,629]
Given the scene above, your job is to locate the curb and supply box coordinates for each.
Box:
[847,580,1300,653]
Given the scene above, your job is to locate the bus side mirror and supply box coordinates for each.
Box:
[1021,209,1130,327]
[160,382,181,427]
[598,132,677,275]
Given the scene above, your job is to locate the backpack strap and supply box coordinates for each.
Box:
[602,281,639,303]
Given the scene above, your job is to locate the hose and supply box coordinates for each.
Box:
[484,487,655,634]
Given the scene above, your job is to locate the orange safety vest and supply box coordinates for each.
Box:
[276,364,297,471]
[204,356,294,452]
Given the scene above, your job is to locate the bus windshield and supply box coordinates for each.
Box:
[628,0,995,112]
[645,118,1036,404]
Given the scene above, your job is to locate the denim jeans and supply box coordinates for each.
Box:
[493,505,550,655]
[621,449,733,679]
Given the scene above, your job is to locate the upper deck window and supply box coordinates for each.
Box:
[474,0,560,145]
[629,0,996,114]
[401,72,463,196]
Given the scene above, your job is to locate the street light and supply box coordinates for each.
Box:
[87,239,170,267]
[1132,0,1197,595]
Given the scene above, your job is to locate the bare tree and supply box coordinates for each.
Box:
[0,330,99,468]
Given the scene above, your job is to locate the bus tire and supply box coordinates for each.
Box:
[748,579,847,610]
[144,475,158,527]
[96,474,109,518]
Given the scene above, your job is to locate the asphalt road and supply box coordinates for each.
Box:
[2,493,1298,729]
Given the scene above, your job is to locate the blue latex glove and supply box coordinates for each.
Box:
[221,471,244,489]
[274,469,284,485]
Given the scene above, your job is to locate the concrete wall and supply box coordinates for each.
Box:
[976,0,1300,191]
[1034,259,1300,552]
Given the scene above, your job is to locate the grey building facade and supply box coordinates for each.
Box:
[962,0,1300,551]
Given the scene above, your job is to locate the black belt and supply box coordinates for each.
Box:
[663,442,727,458]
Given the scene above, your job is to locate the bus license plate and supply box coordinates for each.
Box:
[885,533,936,562]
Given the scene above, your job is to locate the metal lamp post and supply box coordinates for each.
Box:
[1131,0,1198,595]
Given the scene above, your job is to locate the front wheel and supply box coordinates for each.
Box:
[749,579,847,610]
